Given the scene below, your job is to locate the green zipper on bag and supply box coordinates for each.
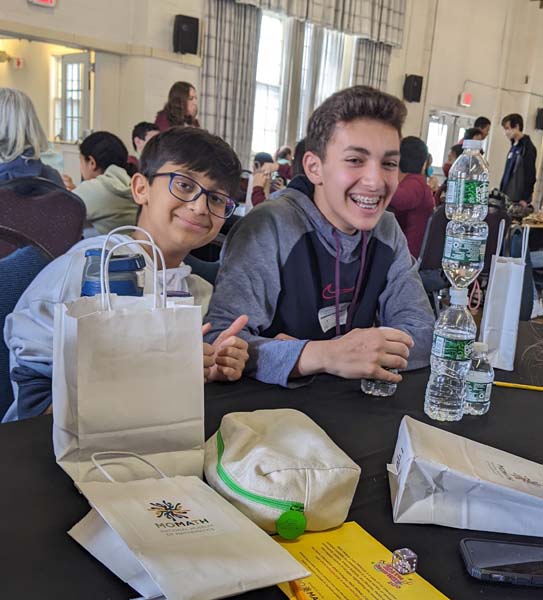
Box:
[216,430,306,539]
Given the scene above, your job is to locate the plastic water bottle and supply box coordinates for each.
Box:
[464,342,494,415]
[361,327,398,397]
[81,249,146,297]
[445,140,489,221]
[442,220,488,287]
[424,288,476,421]
[361,369,398,397]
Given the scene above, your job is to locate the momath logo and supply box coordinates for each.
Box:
[148,500,211,530]
[148,500,191,522]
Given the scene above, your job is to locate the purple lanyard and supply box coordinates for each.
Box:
[333,230,368,336]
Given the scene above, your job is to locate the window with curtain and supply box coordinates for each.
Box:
[251,13,285,155]
[252,14,357,155]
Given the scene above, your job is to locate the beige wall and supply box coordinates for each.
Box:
[387,0,543,190]
[0,0,203,150]
[0,38,82,136]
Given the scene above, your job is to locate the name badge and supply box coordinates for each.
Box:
[318,302,349,333]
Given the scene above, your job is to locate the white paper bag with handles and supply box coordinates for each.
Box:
[71,452,309,600]
[52,227,205,483]
[480,221,530,371]
[388,416,543,537]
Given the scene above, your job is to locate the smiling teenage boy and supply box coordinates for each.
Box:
[4,127,249,421]
[205,86,434,386]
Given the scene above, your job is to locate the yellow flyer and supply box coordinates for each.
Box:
[277,522,449,600]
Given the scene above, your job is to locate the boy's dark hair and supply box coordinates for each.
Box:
[80,131,128,172]
[131,121,159,151]
[474,116,491,129]
[292,138,306,177]
[399,136,428,174]
[450,144,463,160]
[464,127,482,140]
[501,113,524,131]
[306,85,406,159]
[140,127,242,197]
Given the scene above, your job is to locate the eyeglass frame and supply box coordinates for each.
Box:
[150,171,238,219]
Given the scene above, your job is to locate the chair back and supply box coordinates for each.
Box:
[0,227,52,418]
[418,205,448,271]
[0,177,86,258]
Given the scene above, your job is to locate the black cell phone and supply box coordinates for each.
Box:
[460,538,543,587]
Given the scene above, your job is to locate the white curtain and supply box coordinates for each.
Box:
[201,0,261,168]
[235,0,405,46]
[352,38,392,90]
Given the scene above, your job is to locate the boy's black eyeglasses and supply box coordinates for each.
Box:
[151,172,237,219]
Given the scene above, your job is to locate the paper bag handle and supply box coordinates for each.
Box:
[496,219,506,258]
[101,240,167,311]
[98,225,166,311]
[91,451,167,482]
[521,225,530,261]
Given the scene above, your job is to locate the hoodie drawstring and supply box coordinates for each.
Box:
[332,230,368,336]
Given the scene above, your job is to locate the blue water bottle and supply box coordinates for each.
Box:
[81,248,146,297]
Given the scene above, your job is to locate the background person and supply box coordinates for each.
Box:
[155,81,200,131]
[0,88,63,186]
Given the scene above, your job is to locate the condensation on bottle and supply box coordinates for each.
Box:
[424,288,476,421]
[445,139,489,222]
[442,220,488,288]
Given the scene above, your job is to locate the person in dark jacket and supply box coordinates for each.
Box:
[0,88,63,186]
[155,81,200,131]
[205,86,434,387]
[500,113,537,207]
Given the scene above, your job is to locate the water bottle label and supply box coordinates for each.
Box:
[462,181,488,206]
[466,381,492,403]
[432,334,474,360]
[443,236,485,263]
[445,179,460,204]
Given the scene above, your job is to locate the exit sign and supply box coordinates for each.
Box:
[28,0,56,6]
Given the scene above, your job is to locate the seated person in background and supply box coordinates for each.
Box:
[425,153,440,193]
[251,152,286,206]
[389,137,435,259]
[128,121,160,171]
[3,127,249,421]
[205,86,434,387]
[435,143,462,204]
[458,127,482,144]
[275,145,293,181]
[64,131,138,235]
[0,88,64,186]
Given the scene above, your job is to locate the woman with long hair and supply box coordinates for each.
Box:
[155,81,200,131]
[0,88,63,185]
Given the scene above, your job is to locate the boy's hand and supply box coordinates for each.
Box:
[294,327,413,381]
[205,316,250,382]
[201,323,216,382]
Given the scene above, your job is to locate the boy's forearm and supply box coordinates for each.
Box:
[290,340,332,378]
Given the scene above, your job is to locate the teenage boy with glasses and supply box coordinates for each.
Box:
[3,127,248,422]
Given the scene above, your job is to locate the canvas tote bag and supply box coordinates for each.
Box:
[480,221,530,370]
[52,227,205,482]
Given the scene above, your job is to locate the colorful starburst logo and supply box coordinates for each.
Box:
[148,500,190,522]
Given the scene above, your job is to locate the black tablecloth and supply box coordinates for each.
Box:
[1,323,542,599]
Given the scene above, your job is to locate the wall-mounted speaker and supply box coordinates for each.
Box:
[173,15,199,55]
[403,74,423,103]
[535,108,543,130]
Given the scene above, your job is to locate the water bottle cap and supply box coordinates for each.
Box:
[449,287,468,306]
[462,139,483,150]
[473,342,488,353]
